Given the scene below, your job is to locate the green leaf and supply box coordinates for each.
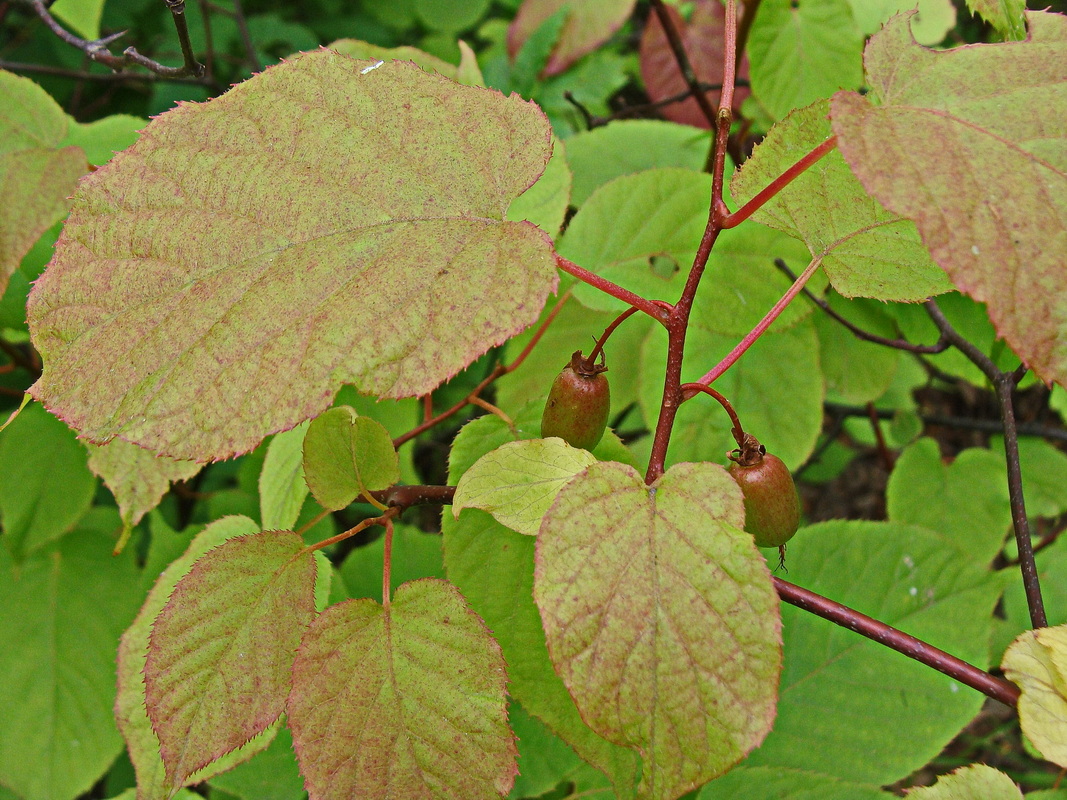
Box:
[453,437,597,534]
[847,0,957,46]
[443,410,641,796]
[699,765,892,799]
[415,0,491,33]
[206,724,305,800]
[744,520,1008,784]
[303,406,399,510]
[338,521,444,603]
[506,135,572,238]
[508,702,612,799]
[144,531,317,788]
[287,579,517,798]
[813,295,901,405]
[830,11,1067,387]
[0,401,96,558]
[1002,625,1067,769]
[886,439,1011,563]
[730,99,951,301]
[508,0,636,76]
[28,52,556,461]
[747,0,864,121]
[535,461,781,799]
[117,516,285,798]
[638,321,823,471]
[905,764,1023,799]
[61,113,144,166]
[259,421,310,530]
[564,120,710,207]
[0,71,85,296]
[87,438,201,537]
[991,435,1067,520]
[50,0,106,40]
[0,526,142,800]
[965,0,1027,41]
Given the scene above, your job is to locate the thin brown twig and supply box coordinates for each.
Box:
[647,0,719,129]
[775,259,950,354]
[924,299,1047,628]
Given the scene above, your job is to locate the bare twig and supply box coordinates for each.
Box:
[924,299,1047,628]
[825,402,1067,444]
[775,259,950,354]
[22,0,205,78]
[648,0,719,129]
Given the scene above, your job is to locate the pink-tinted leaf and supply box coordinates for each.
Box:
[535,461,781,800]
[288,579,516,799]
[830,11,1067,386]
[0,71,85,296]
[508,0,636,76]
[638,0,750,129]
[144,531,316,788]
[27,51,556,462]
[116,516,283,798]
[87,438,201,535]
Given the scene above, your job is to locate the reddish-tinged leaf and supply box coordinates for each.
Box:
[0,71,85,296]
[508,0,636,76]
[87,438,201,535]
[535,461,781,799]
[27,51,556,461]
[638,0,750,129]
[830,11,1067,386]
[144,531,317,788]
[288,579,516,800]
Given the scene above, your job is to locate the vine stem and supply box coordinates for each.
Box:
[556,255,671,322]
[721,136,838,229]
[587,307,639,365]
[644,0,738,484]
[923,300,1047,628]
[305,506,399,554]
[695,251,824,387]
[774,577,1020,707]
[679,382,744,446]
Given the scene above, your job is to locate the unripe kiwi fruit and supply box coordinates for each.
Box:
[727,434,801,548]
[541,350,610,451]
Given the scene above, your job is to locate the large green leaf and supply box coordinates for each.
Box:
[0,402,97,558]
[258,421,310,531]
[743,520,1008,784]
[144,531,317,788]
[535,461,781,799]
[287,579,516,798]
[27,52,556,462]
[0,525,142,800]
[730,100,951,301]
[830,11,1067,387]
[747,0,864,121]
[116,516,284,798]
[444,409,641,797]
[699,765,892,799]
[0,71,85,296]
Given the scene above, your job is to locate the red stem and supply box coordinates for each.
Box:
[722,135,838,229]
[696,253,823,386]
[556,255,671,323]
[680,382,745,445]
[775,578,1020,707]
[587,306,640,365]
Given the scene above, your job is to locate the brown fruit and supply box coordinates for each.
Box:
[541,351,610,451]
[727,436,801,548]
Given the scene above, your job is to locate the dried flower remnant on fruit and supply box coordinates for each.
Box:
[540,350,610,451]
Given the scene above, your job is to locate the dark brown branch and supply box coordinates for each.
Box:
[371,484,456,509]
[776,259,950,354]
[23,0,205,78]
[774,577,1021,707]
[823,402,1067,444]
[924,299,1047,628]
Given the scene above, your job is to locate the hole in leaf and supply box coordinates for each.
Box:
[648,254,680,281]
